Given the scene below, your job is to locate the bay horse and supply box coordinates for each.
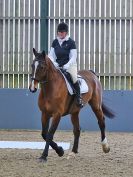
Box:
[29,48,114,162]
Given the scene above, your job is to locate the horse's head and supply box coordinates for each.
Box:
[29,48,47,93]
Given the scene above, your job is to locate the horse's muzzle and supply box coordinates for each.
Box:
[29,77,38,93]
[29,86,37,93]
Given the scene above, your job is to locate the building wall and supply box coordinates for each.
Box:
[0,0,41,88]
[0,0,133,89]
[48,0,133,90]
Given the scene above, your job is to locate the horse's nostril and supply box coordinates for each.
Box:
[32,88,37,93]
[29,86,37,93]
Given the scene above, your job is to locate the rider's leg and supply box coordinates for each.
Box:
[67,64,83,108]
[73,81,83,108]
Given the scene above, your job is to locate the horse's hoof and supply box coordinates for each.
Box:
[101,137,110,153]
[67,152,76,160]
[38,156,47,163]
[102,144,110,153]
[56,146,64,157]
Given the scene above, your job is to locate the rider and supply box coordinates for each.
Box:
[48,22,83,108]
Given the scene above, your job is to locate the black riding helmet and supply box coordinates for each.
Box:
[57,22,68,33]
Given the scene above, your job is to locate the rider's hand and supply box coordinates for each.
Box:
[63,64,69,70]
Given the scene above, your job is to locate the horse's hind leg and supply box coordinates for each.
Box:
[90,102,110,153]
[68,112,80,159]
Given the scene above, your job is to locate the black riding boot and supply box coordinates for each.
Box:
[73,81,84,108]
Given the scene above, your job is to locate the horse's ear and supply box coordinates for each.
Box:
[33,48,37,56]
[42,50,46,58]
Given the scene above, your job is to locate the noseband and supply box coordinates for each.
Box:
[30,74,49,84]
[30,76,48,84]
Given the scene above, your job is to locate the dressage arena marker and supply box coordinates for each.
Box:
[0,141,70,150]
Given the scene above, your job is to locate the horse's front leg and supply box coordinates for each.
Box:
[67,112,80,159]
[40,112,64,161]
[40,114,62,162]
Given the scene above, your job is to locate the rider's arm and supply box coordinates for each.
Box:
[68,49,77,65]
[48,47,59,68]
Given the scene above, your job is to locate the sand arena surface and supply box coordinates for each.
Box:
[0,130,133,177]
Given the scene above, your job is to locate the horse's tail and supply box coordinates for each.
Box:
[89,69,115,118]
[102,102,115,119]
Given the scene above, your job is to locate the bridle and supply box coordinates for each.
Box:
[30,59,49,84]
[30,76,48,84]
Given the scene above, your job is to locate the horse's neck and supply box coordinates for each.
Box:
[46,58,59,80]
[41,58,62,92]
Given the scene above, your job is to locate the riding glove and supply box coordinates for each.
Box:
[63,63,69,70]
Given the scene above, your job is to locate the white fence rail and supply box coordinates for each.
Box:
[0,0,133,90]
[0,0,40,88]
[48,0,133,90]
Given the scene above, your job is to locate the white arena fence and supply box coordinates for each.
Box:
[0,0,133,90]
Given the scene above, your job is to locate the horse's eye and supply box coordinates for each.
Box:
[40,66,44,69]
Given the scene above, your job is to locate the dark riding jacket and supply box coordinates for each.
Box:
[48,36,77,68]
[52,37,76,67]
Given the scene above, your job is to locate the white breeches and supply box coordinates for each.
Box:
[66,64,78,83]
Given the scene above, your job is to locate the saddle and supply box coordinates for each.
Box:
[59,68,76,94]
[59,68,89,95]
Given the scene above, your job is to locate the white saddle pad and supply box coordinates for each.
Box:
[60,71,89,95]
